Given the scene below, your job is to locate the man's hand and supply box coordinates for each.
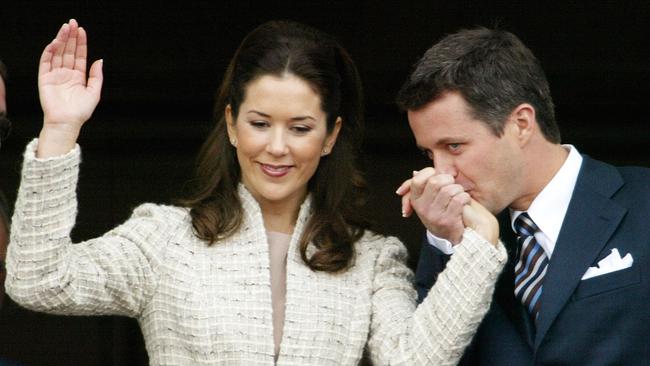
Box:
[396,168,470,244]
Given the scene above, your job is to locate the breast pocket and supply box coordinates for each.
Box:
[573,265,641,300]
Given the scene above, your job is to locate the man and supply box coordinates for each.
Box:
[395,28,649,365]
[1,59,11,309]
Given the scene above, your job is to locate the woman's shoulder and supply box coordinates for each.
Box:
[125,203,192,232]
[355,230,408,261]
[131,202,189,219]
[107,203,199,252]
[357,229,404,246]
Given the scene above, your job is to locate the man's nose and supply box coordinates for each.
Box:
[433,155,457,177]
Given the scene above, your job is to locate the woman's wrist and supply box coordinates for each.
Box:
[37,125,80,158]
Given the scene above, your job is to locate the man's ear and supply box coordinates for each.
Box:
[322,117,342,156]
[508,103,536,146]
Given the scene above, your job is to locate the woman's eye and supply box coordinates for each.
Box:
[291,125,312,134]
[250,121,269,128]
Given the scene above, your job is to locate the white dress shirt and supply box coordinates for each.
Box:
[427,145,583,258]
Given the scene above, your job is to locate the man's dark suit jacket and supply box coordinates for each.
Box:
[415,156,650,365]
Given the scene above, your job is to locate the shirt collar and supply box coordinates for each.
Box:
[511,145,583,248]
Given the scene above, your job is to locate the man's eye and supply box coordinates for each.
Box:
[421,150,433,160]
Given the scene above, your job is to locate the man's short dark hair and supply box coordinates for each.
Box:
[396,27,561,143]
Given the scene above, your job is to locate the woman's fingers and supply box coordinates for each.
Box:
[87,59,104,98]
[401,192,412,217]
[62,19,79,70]
[51,23,69,69]
[395,178,412,196]
[38,40,57,77]
[74,26,88,74]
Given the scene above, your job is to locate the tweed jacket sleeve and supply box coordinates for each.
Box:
[368,230,507,365]
[5,139,176,317]
[6,139,507,365]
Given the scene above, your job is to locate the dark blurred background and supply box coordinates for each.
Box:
[0,1,648,365]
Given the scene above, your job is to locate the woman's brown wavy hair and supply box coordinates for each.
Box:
[180,21,370,272]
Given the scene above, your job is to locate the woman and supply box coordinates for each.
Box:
[6,19,506,365]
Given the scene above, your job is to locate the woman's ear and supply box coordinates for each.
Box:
[322,117,342,156]
[225,104,237,147]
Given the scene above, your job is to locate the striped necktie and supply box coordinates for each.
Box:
[513,212,549,321]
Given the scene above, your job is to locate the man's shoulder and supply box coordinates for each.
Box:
[582,155,650,176]
[578,156,650,219]
[580,155,650,191]
[616,165,650,180]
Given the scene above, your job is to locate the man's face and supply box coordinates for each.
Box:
[407,91,525,214]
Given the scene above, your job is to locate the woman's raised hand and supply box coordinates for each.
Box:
[37,19,103,158]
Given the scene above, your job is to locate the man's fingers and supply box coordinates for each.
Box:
[416,174,455,207]
[410,167,436,198]
[446,191,471,216]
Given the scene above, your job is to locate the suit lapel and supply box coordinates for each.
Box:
[534,156,626,348]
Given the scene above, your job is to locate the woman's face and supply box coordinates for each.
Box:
[226,73,341,210]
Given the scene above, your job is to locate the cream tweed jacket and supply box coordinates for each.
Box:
[6,140,507,365]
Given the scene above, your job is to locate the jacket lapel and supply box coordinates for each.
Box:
[237,184,315,363]
[534,156,626,348]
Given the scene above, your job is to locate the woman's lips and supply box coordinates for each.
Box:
[260,163,291,177]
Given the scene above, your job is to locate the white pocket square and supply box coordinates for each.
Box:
[581,248,633,280]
